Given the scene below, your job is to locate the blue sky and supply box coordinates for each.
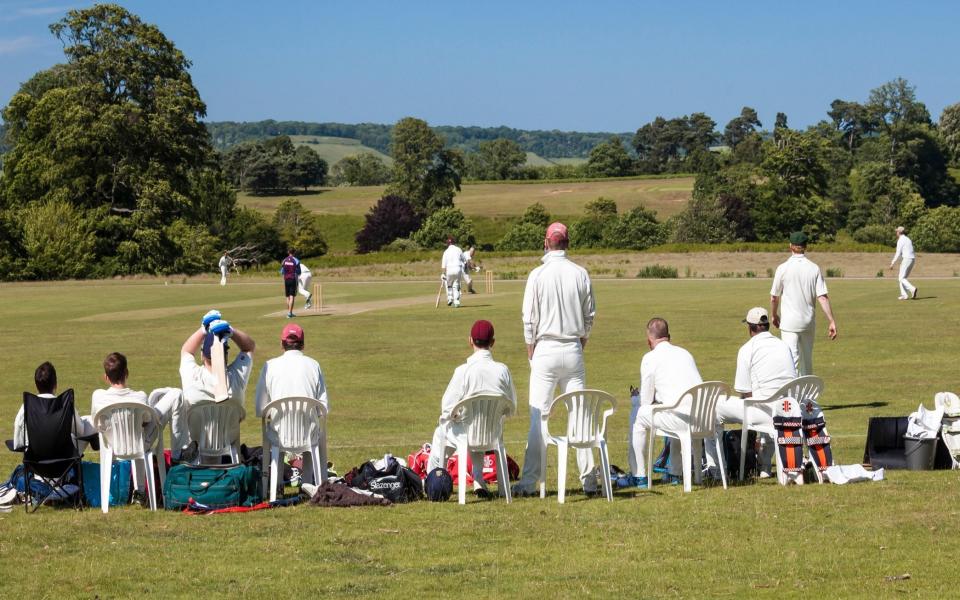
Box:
[2,1,959,133]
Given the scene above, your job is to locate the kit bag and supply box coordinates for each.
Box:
[347,456,423,503]
[163,463,262,510]
[81,460,132,507]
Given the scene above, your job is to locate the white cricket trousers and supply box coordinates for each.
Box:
[631,405,685,478]
[781,329,814,376]
[220,266,228,286]
[428,426,487,490]
[702,395,775,473]
[898,259,916,298]
[298,273,312,299]
[445,271,462,305]
[517,339,596,491]
[148,387,188,454]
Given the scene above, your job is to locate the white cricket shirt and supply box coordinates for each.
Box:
[254,350,328,417]
[770,254,828,332]
[442,244,465,275]
[639,341,703,411]
[91,387,149,419]
[892,235,915,264]
[521,250,596,345]
[439,349,516,422]
[179,352,253,411]
[734,332,798,399]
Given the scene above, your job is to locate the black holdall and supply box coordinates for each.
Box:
[346,456,424,503]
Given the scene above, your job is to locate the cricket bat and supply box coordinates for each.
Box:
[435,280,445,308]
[210,336,229,402]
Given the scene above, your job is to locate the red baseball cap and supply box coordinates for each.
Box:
[470,320,494,344]
[545,222,568,243]
[281,323,304,343]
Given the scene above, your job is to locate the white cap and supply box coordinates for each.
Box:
[743,307,769,325]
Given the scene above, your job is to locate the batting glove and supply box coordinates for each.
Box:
[208,319,232,340]
[201,309,222,331]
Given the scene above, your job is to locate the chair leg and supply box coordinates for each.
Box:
[539,441,547,499]
[269,446,280,502]
[457,445,467,505]
[557,440,568,504]
[310,446,323,487]
[681,435,693,493]
[156,430,167,491]
[145,451,157,511]
[130,457,141,494]
[646,427,655,490]
[599,441,613,502]
[497,444,511,503]
[715,438,728,490]
[100,446,113,513]
[692,440,703,486]
[740,427,748,482]
[318,437,329,484]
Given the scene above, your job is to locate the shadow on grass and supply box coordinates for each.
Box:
[822,402,888,411]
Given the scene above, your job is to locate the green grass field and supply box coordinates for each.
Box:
[0,275,957,596]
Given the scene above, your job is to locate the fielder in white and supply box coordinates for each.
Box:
[704,307,798,478]
[441,236,465,307]
[297,263,314,309]
[514,222,598,496]
[461,246,478,294]
[631,318,702,486]
[889,226,917,300]
[254,323,327,484]
[427,320,517,499]
[770,231,837,376]
[218,252,230,286]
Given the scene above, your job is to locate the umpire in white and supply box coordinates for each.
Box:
[514,222,598,496]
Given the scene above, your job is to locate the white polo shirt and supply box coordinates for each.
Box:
[179,352,253,414]
[522,250,596,345]
[254,350,327,418]
[893,235,915,263]
[734,332,798,399]
[442,244,465,276]
[91,387,149,419]
[770,254,828,332]
[639,341,703,411]
[439,349,516,422]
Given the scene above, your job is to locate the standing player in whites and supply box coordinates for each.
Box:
[218,251,231,286]
[297,262,314,309]
[441,236,465,308]
[889,226,917,300]
[280,249,302,318]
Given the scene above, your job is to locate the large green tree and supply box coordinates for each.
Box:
[939,102,960,166]
[586,136,633,177]
[468,138,527,180]
[387,117,464,215]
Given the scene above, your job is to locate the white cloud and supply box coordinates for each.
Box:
[0,35,45,55]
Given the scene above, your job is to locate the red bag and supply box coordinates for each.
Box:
[446,451,520,486]
[407,443,432,479]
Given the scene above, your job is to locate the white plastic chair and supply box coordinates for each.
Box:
[185,400,242,465]
[261,396,328,502]
[740,375,825,484]
[646,381,729,493]
[539,389,616,503]
[442,394,515,505]
[93,401,166,512]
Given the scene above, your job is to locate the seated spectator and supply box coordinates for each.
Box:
[179,312,256,415]
[630,318,702,486]
[254,323,327,483]
[427,320,517,499]
[12,362,96,451]
[91,352,182,449]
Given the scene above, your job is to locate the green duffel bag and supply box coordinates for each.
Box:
[163,463,262,510]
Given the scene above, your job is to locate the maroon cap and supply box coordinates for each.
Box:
[545,222,568,242]
[281,323,304,343]
[470,320,494,344]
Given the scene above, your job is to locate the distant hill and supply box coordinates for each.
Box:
[288,135,393,166]
[204,119,629,159]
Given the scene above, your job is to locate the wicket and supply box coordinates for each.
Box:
[311,282,323,313]
[484,270,494,294]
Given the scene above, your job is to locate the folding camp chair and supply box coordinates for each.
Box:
[19,390,87,512]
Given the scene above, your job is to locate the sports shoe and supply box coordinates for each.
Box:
[511,484,536,497]
[633,476,649,488]
[304,294,312,309]
[453,302,460,308]
[759,470,772,479]
[912,288,918,299]
[287,312,295,318]
[898,296,908,300]
[474,487,493,500]
[662,474,681,485]
[447,300,453,306]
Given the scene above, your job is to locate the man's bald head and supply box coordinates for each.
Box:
[646,317,670,342]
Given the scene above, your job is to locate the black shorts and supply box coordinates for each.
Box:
[284,279,297,297]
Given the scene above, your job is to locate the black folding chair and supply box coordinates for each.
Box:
[19,389,86,512]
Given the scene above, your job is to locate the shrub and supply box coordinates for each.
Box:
[20,200,96,279]
[498,222,546,251]
[670,196,736,243]
[412,206,476,249]
[355,195,421,253]
[825,268,843,278]
[570,197,617,248]
[272,199,328,258]
[166,219,219,274]
[382,237,422,252]
[520,202,551,228]
[852,224,895,246]
[225,206,284,266]
[636,264,678,278]
[912,206,960,251]
[602,205,667,250]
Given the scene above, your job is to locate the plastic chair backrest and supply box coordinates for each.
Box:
[768,375,824,409]
[93,401,157,458]
[679,382,728,436]
[447,394,514,448]
[262,396,327,450]
[187,401,242,455]
[546,390,617,445]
